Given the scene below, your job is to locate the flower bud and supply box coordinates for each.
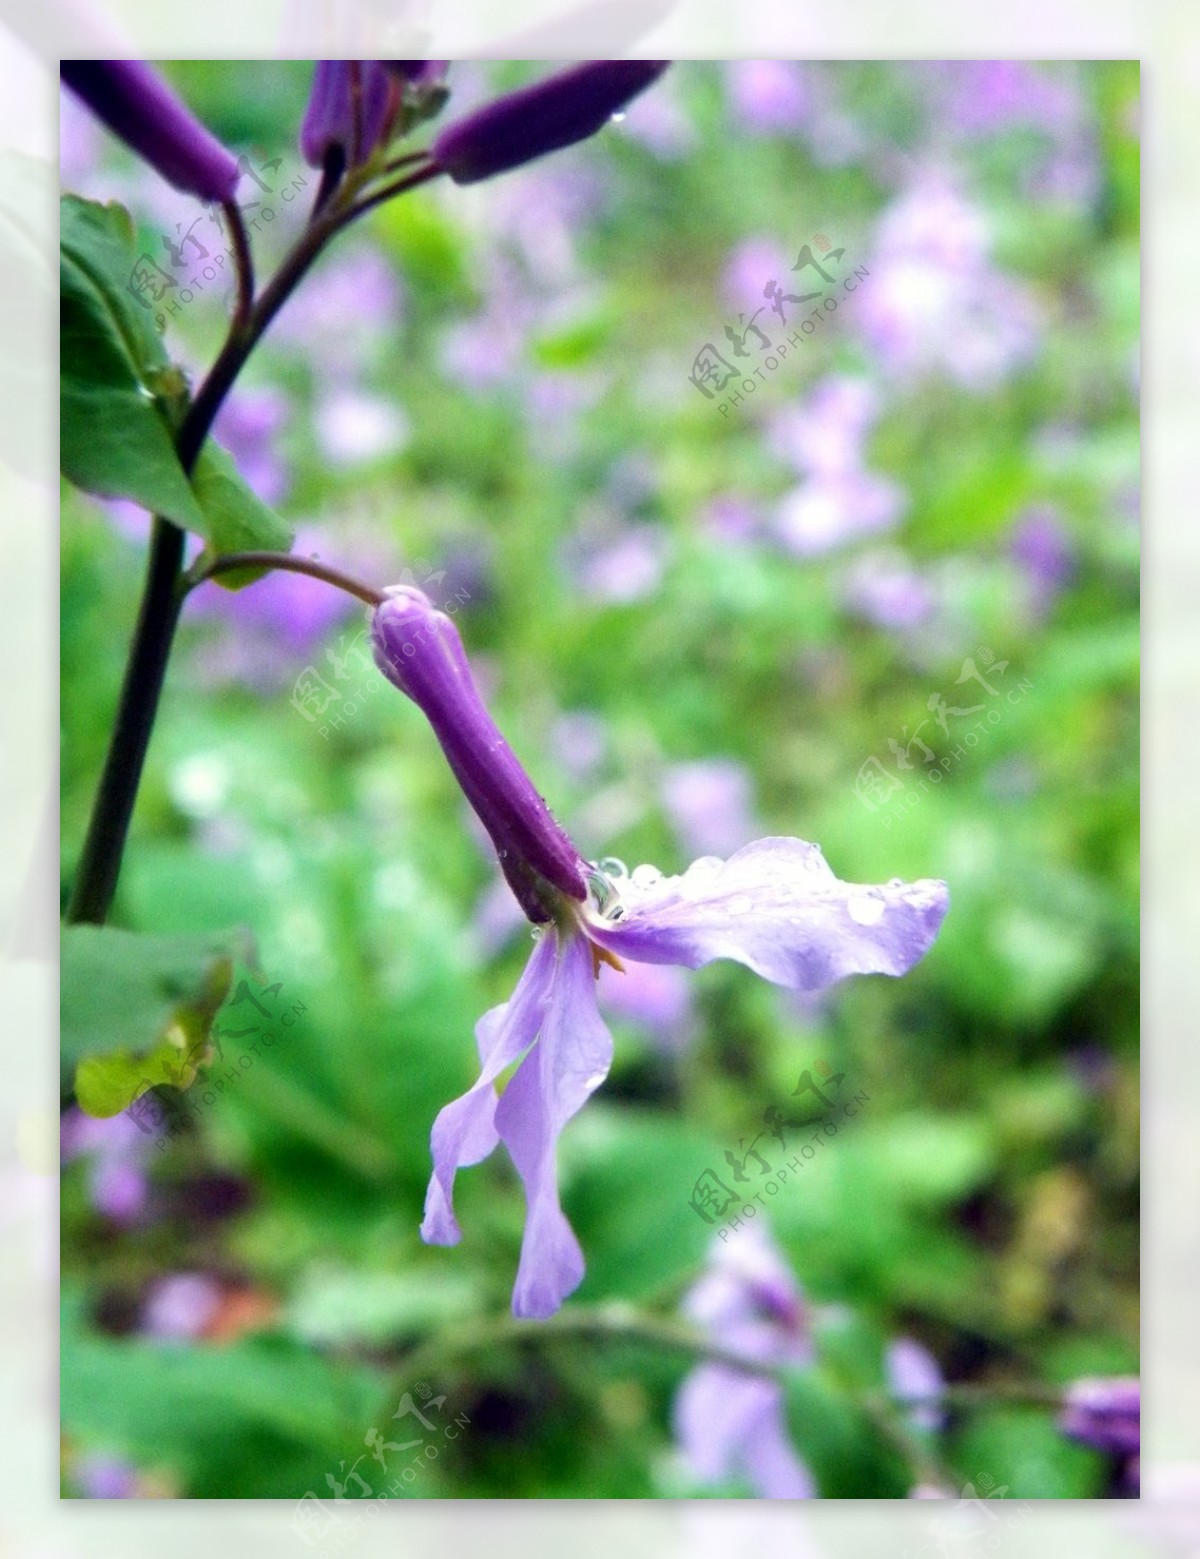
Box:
[300,61,397,170]
[372,588,587,917]
[61,61,240,203]
[431,60,668,185]
[1059,1377,1140,1458]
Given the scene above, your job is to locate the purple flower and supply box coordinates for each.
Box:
[141,1272,223,1341]
[768,376,882,478]
[661,758,756,860]
[432,61,669,184]
[674,1224,815,1497]
[1060,1377,1140,1459]
[887,1336,946,1432]
[300,61,397,170]
[1009,504,1075,615]
[841,548,936,632]
[74,1451,139,1499]
[724,61,811,134]
[856,178,1041,390]
[60,61,240,202]
[372,589,949,1317]
[775,469,907,558]
[61,1104,156,1224]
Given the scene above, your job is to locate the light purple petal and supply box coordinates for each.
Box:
[742,1401,816,1499]
[494,932,614,1318]
[887,1336,946,1432]
[675,1364,781,1485]
[589,838,949,993]
[420,933,556,1246]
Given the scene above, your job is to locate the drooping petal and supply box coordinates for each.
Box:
[494,931,614,1318]
[588,837,949,992]
[420,932,556,1246]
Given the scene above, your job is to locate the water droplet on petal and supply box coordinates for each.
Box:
[847,888,887,926]
[630,863,662,889]
[727,895,754,916]
[598,856,629,881]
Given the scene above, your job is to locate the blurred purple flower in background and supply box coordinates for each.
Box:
[768,376,882,479]
[597,958,695,1052]
[274,244,404,376]
[564,519,671,605]
[776,469,907,558]
[212,388,292,508]
[724,61,812,134]
[768,375,908,558]
[841,547,936,632]
[1060,1377,1140,1458]
[661,758,756,860]
[74,1451,139,1499]
[887,1335,946,1432]
[856,177,1042,390]
[140,1272,224,1341]
[61,1104,157,1224]
[616,67,697,161]
[721,235,793,319]
[1008,504,1075,617]
[314,385,410,467]
[674,1223,815,1497]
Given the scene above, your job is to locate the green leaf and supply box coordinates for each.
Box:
[191,442,293,587]
[75,1039,198,1118]
[60,195,205,529]
[62,925,254,1114]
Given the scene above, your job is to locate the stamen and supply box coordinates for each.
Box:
[590,941,626,980]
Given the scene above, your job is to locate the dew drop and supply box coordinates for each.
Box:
[847,888,886,926]
[610,110,627,123]
[727,895,754,916]
[598,855,629,880]
[631,863,662,889]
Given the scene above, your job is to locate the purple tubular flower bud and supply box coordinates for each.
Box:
[1059,1377,1141,1458]
[386,61,449,88]
[300,61,396,169]
[431,60,669,184]
[60,60,240,203]
[372,590,587,917]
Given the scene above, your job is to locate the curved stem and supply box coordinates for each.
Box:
[68,156,446,925]
[186,549,385,608]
